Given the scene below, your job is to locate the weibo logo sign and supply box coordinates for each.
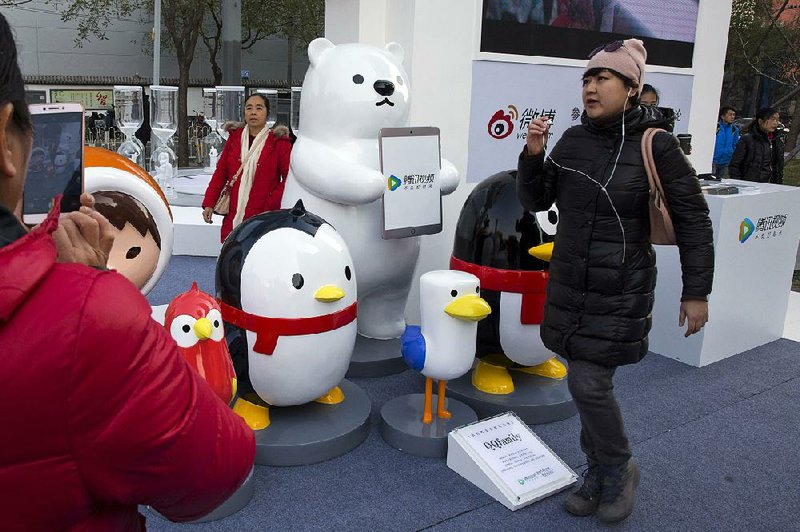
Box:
[487,105,517,139]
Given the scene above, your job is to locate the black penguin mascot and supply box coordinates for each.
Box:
[451,170,566,395]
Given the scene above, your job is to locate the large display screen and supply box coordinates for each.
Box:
[481,0,699,68]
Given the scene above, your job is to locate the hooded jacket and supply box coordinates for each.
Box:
[517,106,714,366]
[203,125,292,242]
[713,120,740,165]
[0,205,255,530]
[729,125,784,184]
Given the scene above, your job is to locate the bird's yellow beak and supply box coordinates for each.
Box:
[445,294,492,322]
[528,242,554,262]
[194,317,212,341]
[314,284,346,302]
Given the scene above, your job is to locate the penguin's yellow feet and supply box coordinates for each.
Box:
[233,398,271,430]
[514,357,568,380]
[436,380,452,420]
[314,386,345,405]
[472,359,515,395]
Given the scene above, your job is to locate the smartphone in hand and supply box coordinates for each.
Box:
[23,103,85,224]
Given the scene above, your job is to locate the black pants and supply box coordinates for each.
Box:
[567,359,632,466]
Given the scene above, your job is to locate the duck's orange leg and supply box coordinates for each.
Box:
[437,379,452,420]
[422,377,433,424]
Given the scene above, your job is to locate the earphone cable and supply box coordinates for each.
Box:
[541,102,629,264]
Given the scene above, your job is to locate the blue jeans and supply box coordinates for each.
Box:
[712,163,729,179]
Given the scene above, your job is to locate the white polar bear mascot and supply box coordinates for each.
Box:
[281,38,459,341]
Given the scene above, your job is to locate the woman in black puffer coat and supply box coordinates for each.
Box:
[516,39,714,524]
[729,107,784,184]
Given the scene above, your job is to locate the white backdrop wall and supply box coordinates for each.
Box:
[467,62,695,183]
[324,0,732,325]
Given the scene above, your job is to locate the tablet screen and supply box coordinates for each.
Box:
[380,128,442,239]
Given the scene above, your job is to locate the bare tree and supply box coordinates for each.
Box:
[726,0,800,156]
[199,0,324,86]
[40,0,208,167]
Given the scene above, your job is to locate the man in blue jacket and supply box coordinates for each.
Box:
[713,106,739,178]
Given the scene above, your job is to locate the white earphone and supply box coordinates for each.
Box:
[541,89,633,263]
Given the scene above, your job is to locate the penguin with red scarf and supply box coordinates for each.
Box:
[451,170,566,395]
[216,201,358,430]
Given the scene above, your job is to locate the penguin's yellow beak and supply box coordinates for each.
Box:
[315,284,346,302]
[528,242,554,262]
[445,294,492,322]
[194,317,212,341]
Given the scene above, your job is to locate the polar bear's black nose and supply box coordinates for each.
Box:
[373,80,395,97]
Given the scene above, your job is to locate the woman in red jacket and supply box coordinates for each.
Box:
[0,16,255,529]
[202,93,292,242]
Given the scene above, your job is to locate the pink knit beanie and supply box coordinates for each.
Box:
[585,39,647,95]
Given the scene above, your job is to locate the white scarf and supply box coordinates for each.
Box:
[232,125,270,229]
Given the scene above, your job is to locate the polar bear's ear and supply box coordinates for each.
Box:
[308,38,335,66]
[385,42,404,64]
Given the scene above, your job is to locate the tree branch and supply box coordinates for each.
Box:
[751,0,791,54]
[735,30,795,86]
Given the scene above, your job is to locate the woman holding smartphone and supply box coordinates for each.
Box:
[202,93,292,242]
[0,14,255,529]
[516,39,714,523]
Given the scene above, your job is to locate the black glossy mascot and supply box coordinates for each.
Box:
[451,170,566,395]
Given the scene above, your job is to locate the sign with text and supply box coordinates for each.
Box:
[467,61,694,183]
[447,412,576,510]
[50,89,114,110]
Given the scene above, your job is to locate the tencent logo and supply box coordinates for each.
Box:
[739,218,755,243]
[387,175,401,191]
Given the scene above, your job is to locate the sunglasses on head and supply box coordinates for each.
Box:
[588,41,625,59]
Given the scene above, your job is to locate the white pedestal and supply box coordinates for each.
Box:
[170,205,222,257]
[650,180,800,367]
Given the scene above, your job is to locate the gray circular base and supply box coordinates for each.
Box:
[447,370,576,425]
[379,393,478,458]
[146,468,254,523]
[254,379,370,466]
[346,335,408,377]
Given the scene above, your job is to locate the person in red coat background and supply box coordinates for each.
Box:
[0,15,255,530]
[202,93,292,242]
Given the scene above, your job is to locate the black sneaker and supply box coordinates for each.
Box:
[563,459,603,516]
[597,458,640,523]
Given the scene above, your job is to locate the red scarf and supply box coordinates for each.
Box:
[218,300,357,355]
[450,256,548,325]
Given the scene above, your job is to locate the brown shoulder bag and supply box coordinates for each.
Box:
[212,164,245,216]
[641,128,677,245]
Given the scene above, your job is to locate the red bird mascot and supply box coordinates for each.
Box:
[165,282,237,404]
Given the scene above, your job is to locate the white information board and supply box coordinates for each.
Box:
[379,127,442,239]
[447,412,576,510]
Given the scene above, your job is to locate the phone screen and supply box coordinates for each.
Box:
[23,110,83,219]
